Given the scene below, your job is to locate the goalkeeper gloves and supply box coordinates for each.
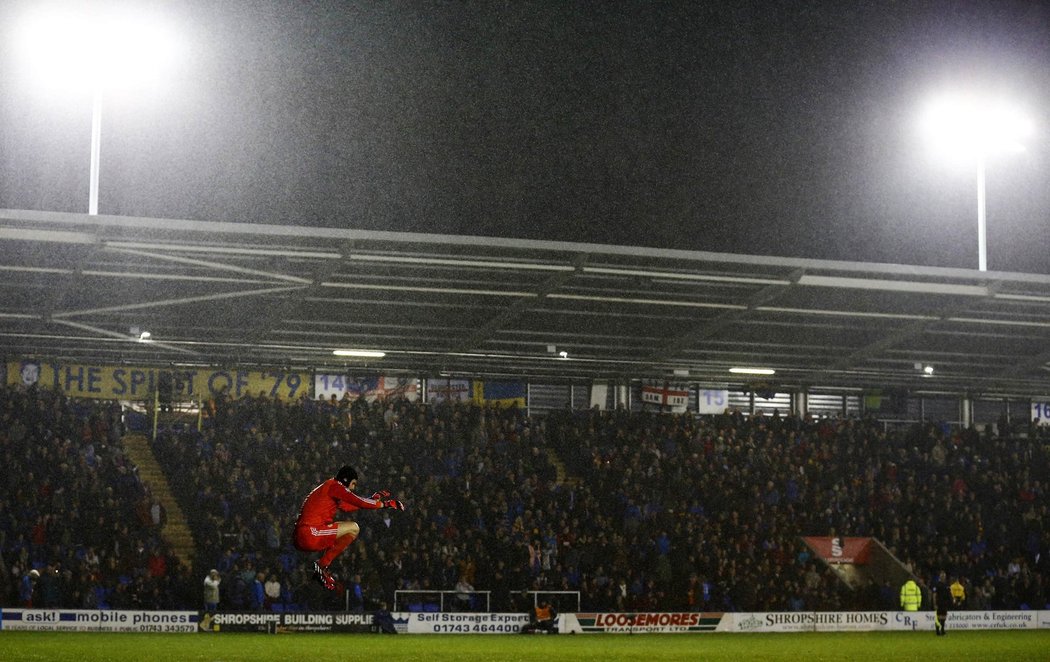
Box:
[371,489,392,500]
[382,499,406,511]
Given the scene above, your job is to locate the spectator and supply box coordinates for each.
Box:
[374,600,397,634]
[950,575,966,609]
[5,382,1046,613]
[250,571,266,611]
[203,569,221,612]
[454,575,475,611]
[900,578,921,611]
[264,571,281,611]
[19,568,38,607]
[521,599,558,634]
[347,573,364,611]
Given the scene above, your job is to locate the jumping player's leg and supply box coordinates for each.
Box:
[319,521,360,568]
[294,521,359,590]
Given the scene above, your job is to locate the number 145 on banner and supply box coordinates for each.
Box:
[1031,401,1050,426]
[698,389,728,414]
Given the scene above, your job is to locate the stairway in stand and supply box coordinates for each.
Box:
[546,449,581,489]
[121,433,196,566]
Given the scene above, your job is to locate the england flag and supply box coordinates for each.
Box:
[641,381,689,412]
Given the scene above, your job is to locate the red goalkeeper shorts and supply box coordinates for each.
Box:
[293,524,340,552]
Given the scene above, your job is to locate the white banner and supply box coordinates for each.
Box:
[2,609,1043,635]
[565,612,722,633]
[397,612,529,634]
[1031,401,1050,425]
[0,609,198,632]
[314,375,419,402]
[590,382,609,410]
[426,379,472,403]
[716,610,1044,633]
[911,610,1040,631]
[718,611,898,633]
[697,388,729,414]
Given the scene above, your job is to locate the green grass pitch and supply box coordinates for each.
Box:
[2,630,1049,661]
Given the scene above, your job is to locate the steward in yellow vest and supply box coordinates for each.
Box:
[900,579,921,611]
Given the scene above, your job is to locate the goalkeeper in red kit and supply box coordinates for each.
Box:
[293,465,405,590]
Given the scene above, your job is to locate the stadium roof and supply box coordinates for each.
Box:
[2,208,1050,398]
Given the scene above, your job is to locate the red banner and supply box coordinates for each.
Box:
[802,536,872,564]
[641,381,688,410]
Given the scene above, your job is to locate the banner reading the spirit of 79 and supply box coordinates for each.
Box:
[7,360,310,401]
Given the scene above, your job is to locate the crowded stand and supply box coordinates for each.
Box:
[550,407,1049,612]
[0,385,196,610]
[2,383,1048,614]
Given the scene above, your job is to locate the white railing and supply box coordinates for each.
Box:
[516,590,581,612]
[394,590,491,612]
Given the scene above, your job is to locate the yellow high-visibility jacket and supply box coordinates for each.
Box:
[900,580,921,611]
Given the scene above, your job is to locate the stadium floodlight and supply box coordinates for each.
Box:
[14,6,180,215]
[729,367,775,375]
[333,349,386,358]
[920,94,1033,271]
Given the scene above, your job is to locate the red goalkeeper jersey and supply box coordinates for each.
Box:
[295,478,382,528]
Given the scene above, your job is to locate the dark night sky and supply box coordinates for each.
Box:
[2,1,1050,272]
